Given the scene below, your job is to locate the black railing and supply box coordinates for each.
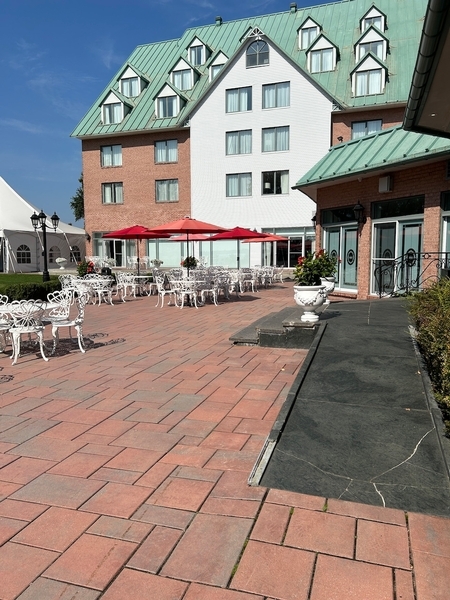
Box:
[373,251,450,297]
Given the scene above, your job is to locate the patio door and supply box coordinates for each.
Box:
[325,225,358,290]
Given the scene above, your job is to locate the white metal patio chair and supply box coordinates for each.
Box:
[0,295,11,352]
[155,273,178,307]
[49,291,90,355]
[8,300,48,365]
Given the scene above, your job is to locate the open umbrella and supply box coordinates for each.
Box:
[209,227,267,269]
[102,225,170,275]
[148,217,228,274]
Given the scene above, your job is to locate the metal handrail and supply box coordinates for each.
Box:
[372,251,450,297]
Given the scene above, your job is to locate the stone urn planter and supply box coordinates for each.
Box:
[320,276,336,305]
[56,258,67,270]
[293,285,326,323]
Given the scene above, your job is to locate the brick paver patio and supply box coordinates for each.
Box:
[0,283,449,599]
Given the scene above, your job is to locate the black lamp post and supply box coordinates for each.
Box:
[30,209,60,282]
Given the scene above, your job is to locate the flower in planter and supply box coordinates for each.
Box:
[55,257,67,264]
[181,256,198,269]
[293,250,337,286]
[150,259,164,267]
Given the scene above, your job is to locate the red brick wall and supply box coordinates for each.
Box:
[331,106,406,145]
[316,159,450,299]
[82,130,190,254]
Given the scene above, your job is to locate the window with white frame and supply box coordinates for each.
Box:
[262,126,289,152]
[102,103,122,124]
[363,15,383,30]
[102,182,123,204]
[351,119,382,139]
[17,244,31,264]
[246,41,269,67]
[262,82,290,108]
[210,64,224,79]
[190,45,204,66]
[226,130,252,155]
[49,246,61,264]
[155,140,178,163]
[226,87,252,113]
[310,48,334,73]
[157,96,178,118]
[226,173,252,197]
[172,68,193,91]
[156,179,179,202]
[355,68,383,95]
[101,145,122,167]
[121,76,139,97]
[301,26,319,49]
[358,40,384,60]
[262,171,289,195]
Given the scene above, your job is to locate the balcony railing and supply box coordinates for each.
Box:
[372,251,450,297]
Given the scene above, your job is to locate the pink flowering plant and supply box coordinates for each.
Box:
[293,250,337,286]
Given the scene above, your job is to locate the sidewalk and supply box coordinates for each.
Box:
[0,285,449,599]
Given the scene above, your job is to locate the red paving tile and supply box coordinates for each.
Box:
[0,542,58,600]
[43,533,137,590]
[0,285,448,600]
[101,569,188,600]
[231,539,315,600]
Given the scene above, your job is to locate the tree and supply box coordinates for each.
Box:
[70,173,84,221]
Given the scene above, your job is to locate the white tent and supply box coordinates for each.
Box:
[0,176,86,273]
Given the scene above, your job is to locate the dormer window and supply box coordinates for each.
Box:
[157,96,178,118]
[299,18,321,50]
[172,68,193,91]
[209,52,228,81]
[359,40,383,60]
[190,45,204,66]
[361,7,386,32]
[246,41,269,67]
[211,64,224,79]
[356,28,387,61]
[121,76,139,97]
[101,93,124,124]
[307,36,337,73]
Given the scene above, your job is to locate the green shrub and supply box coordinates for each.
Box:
[0,280,61,301]
[409,278,450,434]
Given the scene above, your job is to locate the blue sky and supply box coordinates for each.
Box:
[0,0,325,226]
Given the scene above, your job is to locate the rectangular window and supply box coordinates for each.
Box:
[358,41,383,60]
[355,69,382,95]
[190,45,203,65]
[156,179,179,202]
[121,77,139,97]
[102,182,123,204]
[101,145,122,167]
[363,16,382,30]
[351,119,382,139]
[155,140,178,163]
[226,173,252,197]
[226,130,252,155]
[262,82,290,108]
[102,103,122,124]
[262,171,289,195]
[226,87,252,113]
[173,69,192,91]
[157,96,178,118]
[262,126,289,152]
[211,64,223,79]
[310,48,334,73]
[301,27,318,49]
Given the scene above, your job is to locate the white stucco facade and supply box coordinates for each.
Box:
[189,37,333,232]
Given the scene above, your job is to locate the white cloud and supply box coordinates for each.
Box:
[91,38,124,70]
[0,118,44,134]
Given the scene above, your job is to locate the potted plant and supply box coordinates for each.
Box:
[181,256,198,269]
[292,250,337,322]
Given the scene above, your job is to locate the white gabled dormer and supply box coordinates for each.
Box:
[351,54,387,96]
[101,92,125,124]
[155,84,182,119]
[298,17,321,50]
[209,52,228,81]
[119,66,145,97]
[307,35,338,73]
[355,27,388,61]
[170,58,195,91]
[188,37,208,66]
[360,6,386,32]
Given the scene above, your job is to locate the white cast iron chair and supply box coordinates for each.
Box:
[48,291,90,355]
[8,300,48,366]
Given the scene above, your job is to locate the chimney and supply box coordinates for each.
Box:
[215,16,223,26]
[290,3,297,13]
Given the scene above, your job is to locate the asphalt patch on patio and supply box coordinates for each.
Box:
[251,298,450,517]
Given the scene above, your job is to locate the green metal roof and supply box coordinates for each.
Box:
[294,124,450,189]
[72,0,427,138]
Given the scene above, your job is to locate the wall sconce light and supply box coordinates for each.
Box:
[311,214,317,225]
[85,232,91,243]
[337,136,343,143]
[353,201,366,225]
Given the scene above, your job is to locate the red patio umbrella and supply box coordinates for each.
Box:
[148,217,228,273]
[102,225,170,275]
[242,233,288,242]
[209,227,267,269]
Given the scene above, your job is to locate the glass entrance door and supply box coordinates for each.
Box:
[325,225,358,291]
